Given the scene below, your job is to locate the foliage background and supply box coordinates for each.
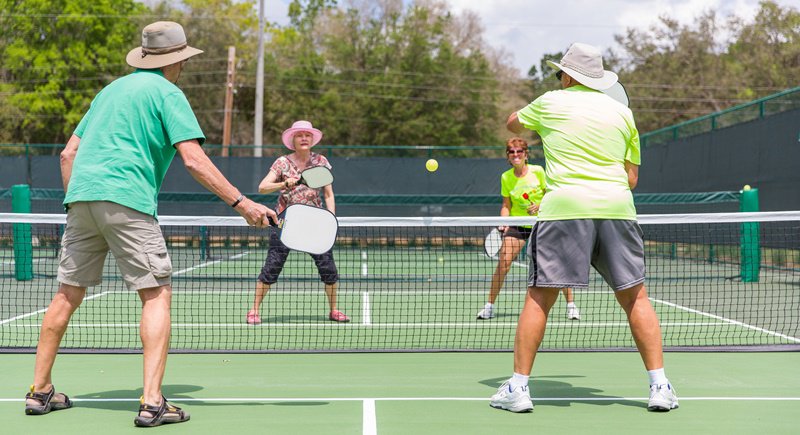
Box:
[0,0,798,156]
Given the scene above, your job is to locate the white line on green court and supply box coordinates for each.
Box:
[362,291,371,325]
[1,258,50,265]
[173,252,250,276]
[0,291,109,325]
[361,251,368,277]
[2,396,799,402]
[0,251,251,326]
[0,321,748,328]
[363,399,376,435]
[651,297,800,343]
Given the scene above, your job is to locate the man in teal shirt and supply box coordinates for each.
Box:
[490,43,678,413]
[24,21,276,427]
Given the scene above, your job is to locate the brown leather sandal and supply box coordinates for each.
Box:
[133,395,190,427]
[24,385,73,415]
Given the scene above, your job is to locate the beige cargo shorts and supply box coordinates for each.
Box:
[58,201,172,291]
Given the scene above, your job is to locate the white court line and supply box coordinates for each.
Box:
[0,396,798,402]
[478,249,799,344]
[651,298,800,343]
[173,252,250,276]
[362,292,372,326]
[0,291,109,325]
[0,252,249,326]
[361,251,368,277]
[1,258,50,265]
[363,399,376,435]
[1,321,741,328]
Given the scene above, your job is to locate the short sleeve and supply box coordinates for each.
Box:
[516,94,547,132]
[162,92,206,146]
[624,116,641,165]
[74,99,96,138]
[270,157,288,179]
[500,173,510,197]
[316,154,332,170]
[532,165,546,190]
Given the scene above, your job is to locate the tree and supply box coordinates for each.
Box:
[146,0,260,148]
[258,0,503,156]
[610,1,799,132]
[0,0,146,150]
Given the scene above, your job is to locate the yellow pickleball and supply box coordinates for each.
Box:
[426,159,438,172]
[743,184,751,191]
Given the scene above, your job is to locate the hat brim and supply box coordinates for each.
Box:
[126,46,203,69]
[282,128,323,150]
[546,60,618,91]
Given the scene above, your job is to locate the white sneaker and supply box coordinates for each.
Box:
[567,305,580,320]
[648,383,679,411]
[490,381,533,412]
[476,303,494,320]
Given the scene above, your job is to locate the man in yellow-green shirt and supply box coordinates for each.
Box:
[490,43,678,414]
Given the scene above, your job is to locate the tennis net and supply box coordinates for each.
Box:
[1,212,798,353]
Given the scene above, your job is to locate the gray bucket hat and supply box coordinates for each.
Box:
[546,42,618,91]
[126,21,203,69]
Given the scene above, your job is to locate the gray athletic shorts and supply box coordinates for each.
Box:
[58,201,172,291]
[526,219,646,291]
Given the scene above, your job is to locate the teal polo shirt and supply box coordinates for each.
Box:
[65,69,205,217]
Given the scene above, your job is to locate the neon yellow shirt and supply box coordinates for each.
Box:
[516,85,640,221]
[501,164,546,218]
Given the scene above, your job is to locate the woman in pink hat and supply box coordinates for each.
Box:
[247,120,350,323]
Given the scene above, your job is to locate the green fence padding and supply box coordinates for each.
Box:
[739,187,760,282]
[11,184,33,281]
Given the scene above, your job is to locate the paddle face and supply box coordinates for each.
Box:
[603,82,629,107]
[272,204,338,255]
[484,228,503,259]
[299,166,334,189]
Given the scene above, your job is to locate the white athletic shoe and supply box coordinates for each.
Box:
[476,303,494,320]
[490,381,533,413]
[648,383,679,412]
[567,305,581,320]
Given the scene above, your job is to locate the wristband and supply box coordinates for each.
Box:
[231,195,244,208]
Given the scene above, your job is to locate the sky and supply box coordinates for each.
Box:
[262,0,798,76]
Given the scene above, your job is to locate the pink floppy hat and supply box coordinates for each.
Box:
[281,120,323,150]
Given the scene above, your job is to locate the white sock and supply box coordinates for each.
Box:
[485,302,495,308]
[567,302,577,308]
[509,372,529,389]
[648,368,669,386]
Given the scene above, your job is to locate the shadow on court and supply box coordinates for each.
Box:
[480,376,645,409]
[74,385,331,412]
[260,314,346,323]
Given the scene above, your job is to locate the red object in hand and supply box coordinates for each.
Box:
[522,193,529,200]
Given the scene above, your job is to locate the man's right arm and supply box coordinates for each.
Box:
[625,161,639,190]
[60,134,81,192]
[506,112,524,134]
[175,140,276,226]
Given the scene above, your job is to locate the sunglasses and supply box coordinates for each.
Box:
[555,70,563,80]
[506,149,526,155]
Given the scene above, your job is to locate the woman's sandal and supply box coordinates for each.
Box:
[134,395,190,427]
[24,385,73,415]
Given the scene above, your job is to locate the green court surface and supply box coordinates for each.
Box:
[2,245,799,351]
[1,352,798,434]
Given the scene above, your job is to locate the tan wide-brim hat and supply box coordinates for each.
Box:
[126,21,203,69]
[281,120,323,150]
[547,42,618,91]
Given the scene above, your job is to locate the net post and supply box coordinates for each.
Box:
[12,184,33,281]
[739,186,760,282]
[200,226,209,260]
